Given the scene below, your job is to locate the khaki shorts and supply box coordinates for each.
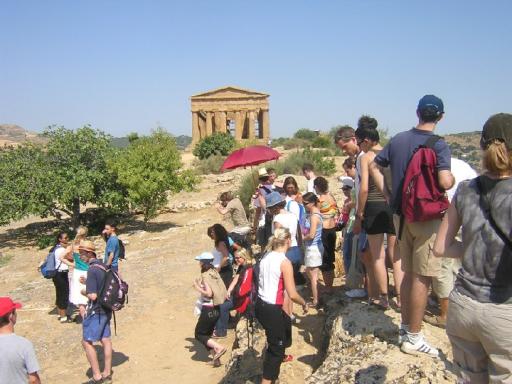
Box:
[447,290,512,383]
[393,215,441,277]
[432,257,461,298]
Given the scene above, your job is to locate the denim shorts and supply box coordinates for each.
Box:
[83,312,112,342]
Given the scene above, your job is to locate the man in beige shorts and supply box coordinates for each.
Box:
[372,95,454,357]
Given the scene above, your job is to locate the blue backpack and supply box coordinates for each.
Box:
[40,245,61,279]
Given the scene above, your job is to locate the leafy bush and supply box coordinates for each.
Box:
[193,155,226,175]
[283,138,309,150]
[237,148,336,210]
[312,135,331,148]
[193,133,235,160]
[294,128,317,141]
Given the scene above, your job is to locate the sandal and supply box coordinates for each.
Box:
[306,301,318,308]
[283,354,294,363]
[213,347,227,360]
[369,296,389,310]
[102,374,113,384]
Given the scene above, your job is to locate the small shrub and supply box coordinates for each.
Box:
[193,133,235,160]
[294,128,317,141]
[36,233,61,250]
[0,253,13,267]
[283,138,309,150]
[312,135,331,148]
[193,155,226,175]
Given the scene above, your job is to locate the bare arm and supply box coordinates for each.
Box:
[434,203,463,259]
[438,169,455,191]
[28,372,41,384]
[226,274,240,298]
[217,241,230,269]
[357,153,372,218]
[87,292,98,301]
[281,259,306,307]
[215,203,229,216]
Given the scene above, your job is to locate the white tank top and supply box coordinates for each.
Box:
[258,251,287,305]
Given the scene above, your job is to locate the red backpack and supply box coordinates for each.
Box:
[400,135,449,224]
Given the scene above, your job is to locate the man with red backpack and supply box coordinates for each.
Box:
[370,95,454,358]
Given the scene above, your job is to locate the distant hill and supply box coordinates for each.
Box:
[444,131,481,171]
[0,124,45,147]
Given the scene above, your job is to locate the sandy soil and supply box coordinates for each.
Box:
[0,161,334,384]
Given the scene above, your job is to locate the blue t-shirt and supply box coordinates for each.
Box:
[86,259,110,314]
[374,128,451,212]
[104,235,120,268]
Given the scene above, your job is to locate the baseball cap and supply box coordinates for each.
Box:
[339,176,354,189]
[0,297,22,317]
[481,113,512,149]
[265,191,285,208]
[417,94,444,115]
[195,252,214,261]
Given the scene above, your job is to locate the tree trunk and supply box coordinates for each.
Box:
[71,197,80,230]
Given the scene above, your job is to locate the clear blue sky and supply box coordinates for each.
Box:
[1,1,511,138]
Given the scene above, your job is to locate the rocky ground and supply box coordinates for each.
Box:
[0,156,457,384]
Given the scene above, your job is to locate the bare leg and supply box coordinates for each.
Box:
[360,248,376,299]
[79,305,86,319]
[101,338,112,378]
[439,297,449,320]
[82,340,102,381]
[409,273,431,333]
[307,267,319,305]
[387,235,403,307]
[401,273,412,326]
[58,308,66,318]
[367,234,388,303]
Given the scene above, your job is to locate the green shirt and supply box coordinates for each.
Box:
[73,252,89,271]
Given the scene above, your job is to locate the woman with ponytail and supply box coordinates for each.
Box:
[301,192,323,307]
[434,113,512,383]
[256,228,308,384]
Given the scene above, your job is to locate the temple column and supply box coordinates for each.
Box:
[235,111,244,140]
[261,109,270,140]
[206,112,213,137]
[248,111,255,140]
[214,111,222,134]
[219,111,227,133]
[192,112,200,144]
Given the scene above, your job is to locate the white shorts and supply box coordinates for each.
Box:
[304,244,323,268]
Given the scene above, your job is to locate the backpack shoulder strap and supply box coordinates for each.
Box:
[424,135,442,149]
[90,263,108,273]
[475,176,512,250]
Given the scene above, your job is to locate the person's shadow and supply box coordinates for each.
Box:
[185,337,211,362]
[85,346,129,379]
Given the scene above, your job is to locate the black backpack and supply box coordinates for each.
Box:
[90,264,129,312]
[118,239,126,260]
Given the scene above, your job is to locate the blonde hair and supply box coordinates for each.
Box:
[74,226,88,243]
[265,227,291,253]
[235,248,253,266]
[482,140,512,177]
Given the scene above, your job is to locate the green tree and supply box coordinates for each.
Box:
[112,129,198,224]
[193,132,235,160]
[293,128,317,141]
[0,125,126,228]
[43,125,127,229]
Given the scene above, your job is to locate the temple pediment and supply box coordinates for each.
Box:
[191,86,269,100]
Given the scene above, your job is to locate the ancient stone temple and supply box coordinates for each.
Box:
[190,86,269,144]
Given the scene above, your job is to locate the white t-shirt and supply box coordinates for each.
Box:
[306,177,316,194]
[284,196,301,220]
[252,184,274,227]
[211,249,222,269]
[448,158,478,202]
[273,211,298,247]
[258,251,287,305]
[54,246,69,272]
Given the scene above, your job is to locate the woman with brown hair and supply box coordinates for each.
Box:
[434,113,512,383]
[302,192,323,307]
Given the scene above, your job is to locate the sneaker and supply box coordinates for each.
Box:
[345,289,367,298]
[401,337,439,358]
[59,316,69,323]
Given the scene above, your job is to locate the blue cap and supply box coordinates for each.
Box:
[417,94,444,115]
[195,252,214,261]
[265,191,284,208]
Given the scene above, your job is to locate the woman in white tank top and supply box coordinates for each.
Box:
[256,228,308,384]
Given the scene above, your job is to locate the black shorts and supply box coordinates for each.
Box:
[363,201,395,235]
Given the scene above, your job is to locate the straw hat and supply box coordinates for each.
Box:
[78,240,96,253]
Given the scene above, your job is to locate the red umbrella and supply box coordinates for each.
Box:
[220,145,280,171]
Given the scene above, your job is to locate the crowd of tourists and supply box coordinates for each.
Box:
[2,95,511,384]
[192,95,512,384]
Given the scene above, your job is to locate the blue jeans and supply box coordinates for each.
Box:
[214,299,233,336]
[343,231,354,274]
